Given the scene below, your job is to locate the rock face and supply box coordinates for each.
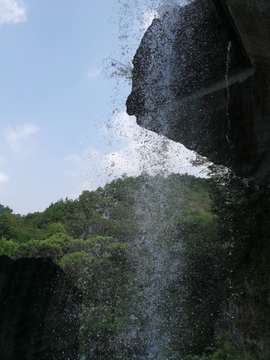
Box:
[126,0,270,186]
[216,278,270,353]
[0,255,83,360]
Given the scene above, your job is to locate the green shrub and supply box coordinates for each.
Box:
[0,237,19,256]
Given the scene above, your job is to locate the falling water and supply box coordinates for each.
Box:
[80,0,269,357]
[111,1,203,358]
[225,41,234,149]
[132,175,183,359]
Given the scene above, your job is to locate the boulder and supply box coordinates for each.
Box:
[0,255,83,360]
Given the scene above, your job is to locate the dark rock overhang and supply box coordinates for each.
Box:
[126,0,270,186]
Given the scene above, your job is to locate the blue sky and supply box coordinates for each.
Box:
[0,0,204,215]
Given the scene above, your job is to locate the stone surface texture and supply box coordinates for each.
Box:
[216,274,270,353]
[0,255,83,360]
[126,0,270,186]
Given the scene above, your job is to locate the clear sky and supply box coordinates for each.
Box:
[0,0,203,215]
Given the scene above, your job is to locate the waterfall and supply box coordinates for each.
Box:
[132,174,183,359]
[225,41,234,149]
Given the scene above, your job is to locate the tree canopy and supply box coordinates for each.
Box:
[1,173,267,358]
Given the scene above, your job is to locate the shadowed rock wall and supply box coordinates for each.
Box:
[0,255,83,360]
[126,0,270,186]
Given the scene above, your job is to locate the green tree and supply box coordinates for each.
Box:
[0,212,20,241]
[0,204,13,215]
[0,237,19,256]
[46,222,67,237]
[59,237,136,357]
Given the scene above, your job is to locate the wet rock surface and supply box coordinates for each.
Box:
[216,274,270,353]
[0,255,83,360]
[126,0,270,186]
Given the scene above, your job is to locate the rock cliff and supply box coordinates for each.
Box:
[0,255,83,360]
[126,0,270,186]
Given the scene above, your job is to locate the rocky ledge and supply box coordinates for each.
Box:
[126,0,270,186]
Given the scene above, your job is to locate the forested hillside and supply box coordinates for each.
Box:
[0,173,210,252]
[0,174,214,358]
[1,173,269,359]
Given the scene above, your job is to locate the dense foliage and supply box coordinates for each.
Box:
[0,204,13,215]
[1,173,269,359]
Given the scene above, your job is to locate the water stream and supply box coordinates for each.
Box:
[81,1,242,358]
[132,175,183,358]
[106,2,207,358]
[225,41,234,149]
